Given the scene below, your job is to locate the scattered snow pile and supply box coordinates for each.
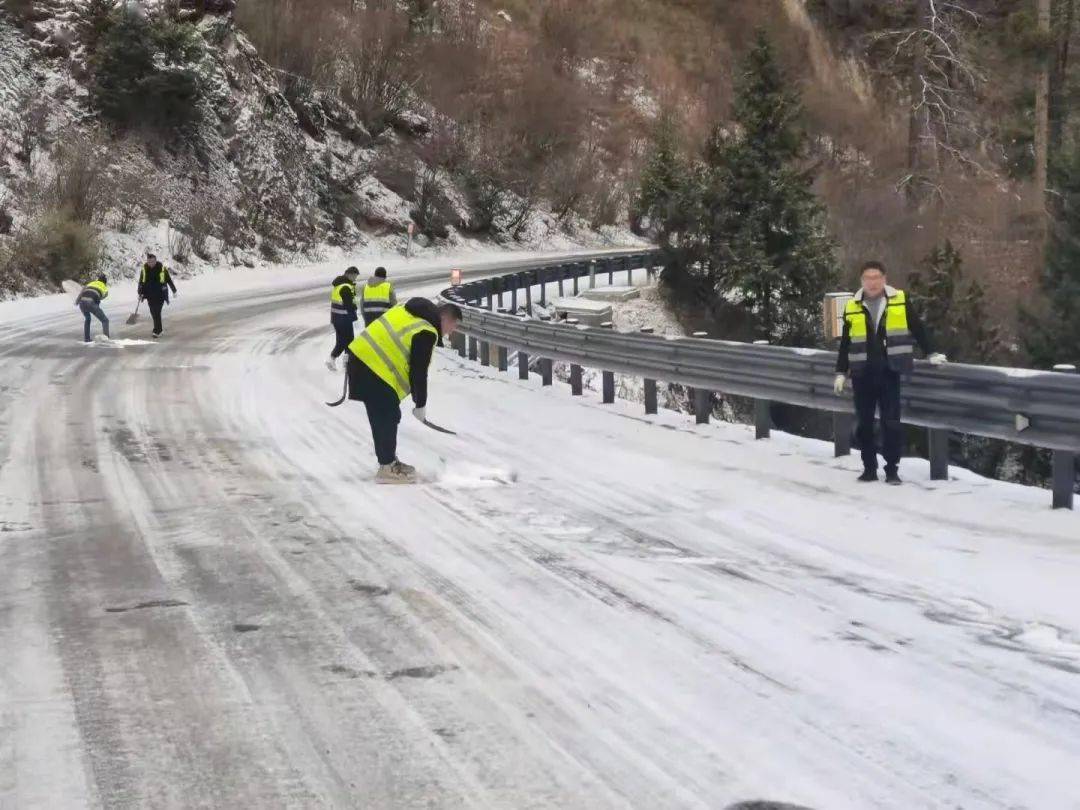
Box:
[435,462,518,489]
[90,337,154,348]
[609,284,685,337]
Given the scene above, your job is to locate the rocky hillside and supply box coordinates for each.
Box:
[0,0,635,297]
[0,0,1062,329]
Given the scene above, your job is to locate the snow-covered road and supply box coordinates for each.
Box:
[1,256,1079,810]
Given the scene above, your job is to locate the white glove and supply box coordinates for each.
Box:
[928,353,947,366]
[412,406,427,423]
[833,374,846,395]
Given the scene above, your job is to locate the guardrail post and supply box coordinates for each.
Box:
[557,265,565,297]
[627,258,633,286]
[602,371,615,403]
[608,259,614,285]
[748,339,770,438]
[833,412,852,457]
[496,281,504,310]
[468,336,478,361]
[1051,364,1076,509]
[646,254,655,284]
[539,270,547,307]
[754,400,770,439]
[451,331,465,357]
[480,340,490,367]
[497,345,508,372]
[599,319,617,402]
[518,350,529,380]
[573,267,580,295]
[510,276,518,312]
[525,277,533,315]
[570,364,583,395]
[928,429,949,481]
[693,389,711,424]
[541,358,553,386]
[589,261,597,289]
[644,379,658,414]
[1053,451,1075,510]
[486,290,493,311]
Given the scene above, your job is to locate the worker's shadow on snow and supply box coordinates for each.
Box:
[727,803,816,810]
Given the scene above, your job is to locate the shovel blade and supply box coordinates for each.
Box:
[126,313,139,325]
[422,419,458,436]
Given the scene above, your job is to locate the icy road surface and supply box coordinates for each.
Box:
[1,256,1079,810]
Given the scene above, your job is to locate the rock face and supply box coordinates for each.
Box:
[0,0,635,294]
[0,1,425,280]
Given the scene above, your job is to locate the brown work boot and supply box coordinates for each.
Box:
[375,460,417,484]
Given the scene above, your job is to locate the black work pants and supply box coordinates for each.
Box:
[348,357,401,465]
[362,313,382,328]
[331,316,355,359]
[852,367,903,474]
[146,296,166,335]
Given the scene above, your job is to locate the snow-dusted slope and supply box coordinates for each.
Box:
[0,4,642,297]
[0,255,1078,809]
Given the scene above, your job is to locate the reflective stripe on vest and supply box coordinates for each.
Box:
[331,282,355,315]
[141,264,167,285]
[362,282,393,314]
[347,305,437,401]
[80,280,109,302]
[844,289,912,369]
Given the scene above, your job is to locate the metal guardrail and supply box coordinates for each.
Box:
[441,252,1080,510]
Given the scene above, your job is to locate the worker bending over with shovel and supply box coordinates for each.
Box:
[329,299,463,484]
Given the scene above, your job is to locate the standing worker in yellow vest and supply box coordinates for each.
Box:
[326,266,360,371]
[834,261,946,485]
[137,252,178,339]
[344,299,462,483]
[75,274,110,343]
[360,267,396,327]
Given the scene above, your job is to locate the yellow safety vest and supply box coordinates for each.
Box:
[330,281,355,315]
[844,289,914,372]
[348,306,437,401]
[140,264,168,284]
[362,281,393,315]
[80,279,109,302]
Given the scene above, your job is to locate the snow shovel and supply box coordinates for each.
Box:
[126,299,142,326]
[421,419,458,436]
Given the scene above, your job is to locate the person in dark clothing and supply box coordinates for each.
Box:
[326,266,360,371]
[345,298,462,483]
[835,261,946,484]
[137,252,178,338]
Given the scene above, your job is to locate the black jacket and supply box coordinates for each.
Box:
[404,298,442,408]
[836,287,932,375]
[331,275,358,319]
[138,262,177,301]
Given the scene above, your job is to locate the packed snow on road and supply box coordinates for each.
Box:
[1,255,1078,810]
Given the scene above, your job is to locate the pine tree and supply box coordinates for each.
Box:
[909,240,1002,363]
[1024,144,1080,368]
[90,8,203,133]
[692,32,837,345]
[635,111,686,249]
